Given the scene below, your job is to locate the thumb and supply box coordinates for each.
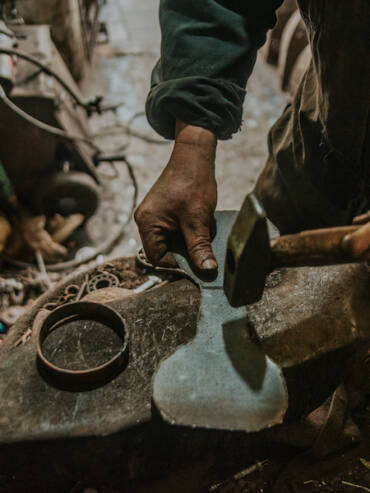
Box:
[181,218,218,271]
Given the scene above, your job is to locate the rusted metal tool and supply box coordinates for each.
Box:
[153,211,288,432]
[224,193,362,307]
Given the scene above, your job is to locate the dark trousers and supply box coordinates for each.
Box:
[255,0,370,233]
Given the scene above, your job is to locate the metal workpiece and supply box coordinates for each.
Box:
[153,211,288,432]
[133,275,162,294]
[36,301,129,390]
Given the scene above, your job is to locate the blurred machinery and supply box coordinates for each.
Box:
[14,0,104,81]
[0,1,104,220]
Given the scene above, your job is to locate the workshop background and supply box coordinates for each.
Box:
[0,1,369,493]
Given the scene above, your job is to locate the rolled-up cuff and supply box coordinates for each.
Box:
[145,76,246,140]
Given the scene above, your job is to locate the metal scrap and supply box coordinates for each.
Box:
[35,249,52,289]
[0,277,24,307]
[37,302,129,389]
[0,277,23,293]
[87,271,120,292]
[0,266,60,332]
[341,481,370,492]
[133,275,162,294]
[153,211,288,432]
[44,283,84,310]
[76,278,88,301]
[20,268,60,289]
[43,263,138,311]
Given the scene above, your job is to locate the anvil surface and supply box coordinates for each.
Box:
[153,211,288,432]
[0,256,368,486]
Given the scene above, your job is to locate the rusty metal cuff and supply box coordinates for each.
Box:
[36,302,129,390]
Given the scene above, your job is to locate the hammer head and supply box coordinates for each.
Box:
[224,193,272,307]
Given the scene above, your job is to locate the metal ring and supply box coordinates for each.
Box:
[87,272,120,293]
[64,284,80,295]
[36,301,129,389]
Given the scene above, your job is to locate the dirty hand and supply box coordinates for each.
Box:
[342,211,370,260]
[135,120,218,271]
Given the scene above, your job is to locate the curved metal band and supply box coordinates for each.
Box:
[37,301,129,389]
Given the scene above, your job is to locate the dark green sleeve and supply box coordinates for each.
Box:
[146,0,283,140]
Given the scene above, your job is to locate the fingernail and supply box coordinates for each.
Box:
[201,258,218,270]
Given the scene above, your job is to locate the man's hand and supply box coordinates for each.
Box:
[135,120,218,271]
[342,211,370,260]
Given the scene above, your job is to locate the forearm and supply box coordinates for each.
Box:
[175,120,216,159]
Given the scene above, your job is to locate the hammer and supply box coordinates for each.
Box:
[224,193,362,307]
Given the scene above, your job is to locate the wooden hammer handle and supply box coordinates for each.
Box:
[270,225,361,268]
